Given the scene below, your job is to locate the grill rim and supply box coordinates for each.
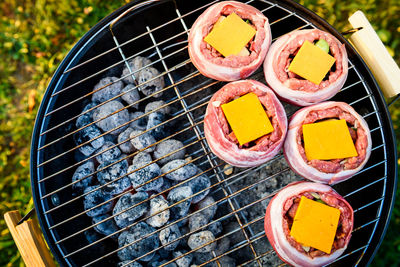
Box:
[29,0,398,266]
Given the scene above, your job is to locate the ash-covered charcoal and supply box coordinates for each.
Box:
[155,176,175,194]
[122,56,152,84]
[93,100,129,135]
[118,128,135,154]
[158,247,172,259]
[130,111,147,131]
[159,223,182,251]
[104,134,118,143]
[193,252,214,266]
[197,196,217,221]
[92,77,123,103]
[137,67,165,98]
[117,261,142,267]
[148,260,177,267]
[146,196,170,228]
[76,102,97,128]
[121,84,140,109]
[145,100,171,115]
[146,112,170,140]
[216,256,236,267]
[95,141,121,164]
[184,173,211,204]
[73,124,105,156]
[188,213,209,232]
[188,231,216,253]
[131,152,152,167]
[173,250,193,267]
[128,162,163,192]
[113,192,149,228]
[97,156,131,195]
[130,130,156,153]
[72,160,94,194]
[117,222,159,262]
[207,221,222,237]
[215,237,230,257]
[83,185,113,217]
[167,186,193,221]
[161,159,198,181]
[153,139,185,165]
[92,214,119,238]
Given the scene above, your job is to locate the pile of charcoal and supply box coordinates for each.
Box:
[72,56,231,266]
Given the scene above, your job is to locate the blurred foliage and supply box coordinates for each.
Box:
[0,0,398,266]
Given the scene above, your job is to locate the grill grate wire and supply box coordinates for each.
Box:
[34,0,389,266]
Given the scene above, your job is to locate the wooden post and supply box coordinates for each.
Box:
[4,211,56,267]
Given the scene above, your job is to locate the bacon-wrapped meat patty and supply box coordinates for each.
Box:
[188,1,271,81]
[284,101,371,184]
[264,29,348,106]
[204,80,287,167]
[265,181,354,267]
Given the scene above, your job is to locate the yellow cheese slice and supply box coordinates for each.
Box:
[302,119,358,161]
[288,40,336,85]
[221,93,273,146]
[290,196,341,254]
[204,13,256,57]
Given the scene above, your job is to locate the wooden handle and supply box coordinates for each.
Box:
[4,211,56,267]
[348,11,400,98]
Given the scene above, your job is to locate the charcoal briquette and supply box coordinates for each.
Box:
[118,127,136,154]
[148,260,177,267]
[187,231,216,253]
[92,214,119,238]
[96,156,131,195]
[121,84,140,109]
[184,173,211,204]
[93,100,129,135]
[137,67,165,98]
[117,222,159,262]
[95,141,121,164]
[128,162,163,192]
[117,261,142,267]
[92,76,123,103]
[197,196,217,221]
[173,250,193,267]
[207,221,222,237]
[131,152,152,167]
[188,213,209,233]
[155,177,176,194]
[146,195,170,228]
[84,230,106,254]
[130,112,147,131]
[76,102,97,128]
[83,185,113,217]
[73,124,105,156]
[159,223,181,251]
[72,160,94,194]
[130,130,156,153]
[145,100,171,115]
[161,159,198,181]
[113,192,149,228]
[122,56,152,84]
[167,186,192,221]
[153,139,185,165]
[146,112,169,140]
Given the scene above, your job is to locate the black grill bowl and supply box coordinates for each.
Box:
[30,0,397,266]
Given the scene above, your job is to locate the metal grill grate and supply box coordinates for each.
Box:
[32,0,393,266]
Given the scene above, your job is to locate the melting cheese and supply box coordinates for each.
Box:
[290,196,341,254]
[204,13,256,57]
[302,119,358,161]
[221,93,273,146]
[288,40,336,85]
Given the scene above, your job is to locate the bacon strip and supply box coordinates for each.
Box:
[188,1,271,81]
[204,80,287,167]
[284,101,372,184]
[264,29,348,106]
[264,181,354,267]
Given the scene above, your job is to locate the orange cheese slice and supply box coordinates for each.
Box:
[302,119,358,161]
[290,196,341,254]
[288,40,336,85]
[204,13,256,57]
[221,93,273,146]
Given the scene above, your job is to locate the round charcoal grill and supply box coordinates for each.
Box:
[29,0,397,266]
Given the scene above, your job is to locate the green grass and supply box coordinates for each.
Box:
[0,0,398,266]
